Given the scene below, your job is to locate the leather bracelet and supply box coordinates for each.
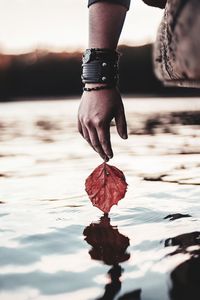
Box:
[81,48,120,85]
[83,85,114,92]
[82,60,119,84]
[82,48,120,64]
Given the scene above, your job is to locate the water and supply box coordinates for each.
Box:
[1,98,200,300]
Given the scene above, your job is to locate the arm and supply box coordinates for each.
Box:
[88,2,128,49]
[78,1,129,161]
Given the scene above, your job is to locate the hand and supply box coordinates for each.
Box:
[78,86,128,161]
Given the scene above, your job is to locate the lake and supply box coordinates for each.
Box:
[1,97,200,300]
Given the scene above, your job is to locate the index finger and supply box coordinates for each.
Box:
[97,125,113,159]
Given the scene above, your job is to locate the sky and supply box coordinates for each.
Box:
[0,0,164,54]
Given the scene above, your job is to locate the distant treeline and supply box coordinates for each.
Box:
[0,44,199,100]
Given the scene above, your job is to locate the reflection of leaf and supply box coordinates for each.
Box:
[118,289,141,300]
[83,215,130,265]
[85,162,128,213]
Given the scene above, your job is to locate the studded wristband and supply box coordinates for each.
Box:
[82,60,119,84]
[81,48,120,85]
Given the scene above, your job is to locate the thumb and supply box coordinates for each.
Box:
[115,107,128,139]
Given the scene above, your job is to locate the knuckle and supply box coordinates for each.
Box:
[83,118,92,126]
[94,118,103,127]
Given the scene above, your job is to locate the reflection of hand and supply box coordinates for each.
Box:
[78,86,128,161]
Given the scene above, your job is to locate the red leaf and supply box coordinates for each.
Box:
[85,162,128,213]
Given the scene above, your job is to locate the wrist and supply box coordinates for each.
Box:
[85,83,108,88]
[83,84,115,92]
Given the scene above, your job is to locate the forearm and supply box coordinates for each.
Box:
[88,2,128,49]
[79,3,128,160]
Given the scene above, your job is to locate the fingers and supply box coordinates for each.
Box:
[78,118,111,161]
[88,127,109,161]
[82,126,90,143]
[78,119,94,150]
[97,124,113,159]
[78,118,108,160]
[115,105,128,139]
[78,119,83,136]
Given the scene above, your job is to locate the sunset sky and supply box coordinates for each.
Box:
[0,0,164,54]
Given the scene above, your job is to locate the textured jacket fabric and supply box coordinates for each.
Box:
[154,0,200,87]
[87,0,200,86]
[88,0,131,10]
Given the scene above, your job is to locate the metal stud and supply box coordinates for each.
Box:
[102,62,107,67]
[102,76,107,81]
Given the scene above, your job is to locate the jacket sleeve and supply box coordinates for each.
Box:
[88,0,131,10]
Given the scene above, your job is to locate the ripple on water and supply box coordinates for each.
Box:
[0,99,200,299]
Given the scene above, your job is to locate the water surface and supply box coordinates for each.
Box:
[1,98,200,300]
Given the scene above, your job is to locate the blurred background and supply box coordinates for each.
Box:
[0,0,199,100]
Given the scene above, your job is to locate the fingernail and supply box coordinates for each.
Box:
[122,134,128,139]
[108,154,113,159]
